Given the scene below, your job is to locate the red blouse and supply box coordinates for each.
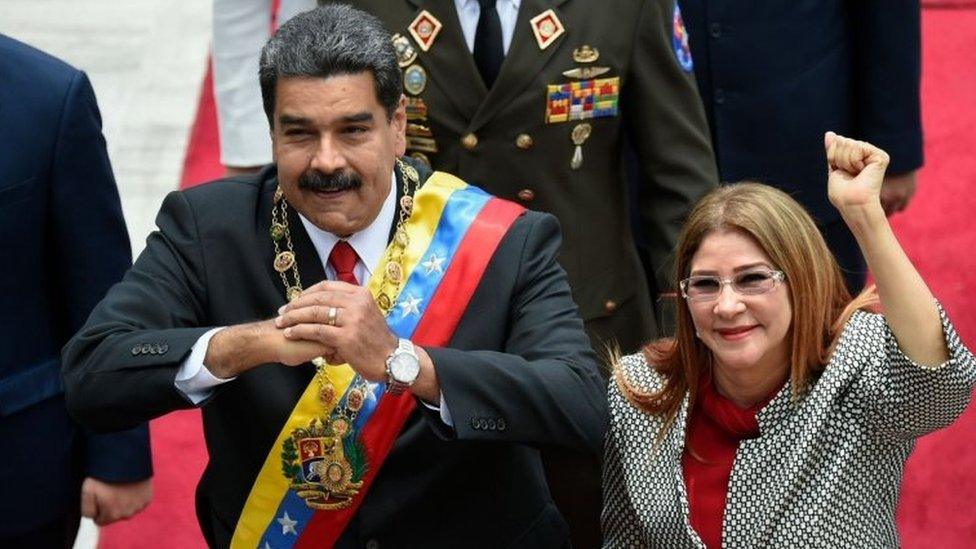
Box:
[681,377,777,548]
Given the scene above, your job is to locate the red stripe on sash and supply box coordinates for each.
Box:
[295,198,524,547]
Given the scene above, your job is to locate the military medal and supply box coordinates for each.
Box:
[530,9,565,50]
[403,64,428,95]
[570,123,592,170]
[563,46,611,82]
[408,10,443,52]
[391,33,418,67]
[405,97,428,121]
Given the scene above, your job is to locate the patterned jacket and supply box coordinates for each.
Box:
[603,306,976,548]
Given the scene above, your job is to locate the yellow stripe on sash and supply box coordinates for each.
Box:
[230,172,466,548]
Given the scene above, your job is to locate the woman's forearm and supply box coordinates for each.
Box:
[842,202,948,367]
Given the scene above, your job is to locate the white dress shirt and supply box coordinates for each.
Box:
[453,0,521,55]
[174,173,452,424]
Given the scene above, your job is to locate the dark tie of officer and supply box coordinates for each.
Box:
[473,0,504,88]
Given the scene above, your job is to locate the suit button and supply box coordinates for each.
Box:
[487,419,497,430]
[714,88,726,104]
[148,345,158,355]
[365,540,380,549]
[460,133,478,150]
[497,418,507,431]
[709,22,722,39]
[140,344,152,355]
[160,344,169,354]
[604,300,618,313]
[131,345,141,356]
[517,189,535,202]
[470,417,481,430]
[515,133,533,149]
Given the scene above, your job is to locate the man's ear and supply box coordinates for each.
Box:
[392,94,407,156]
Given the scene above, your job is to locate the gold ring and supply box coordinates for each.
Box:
[327,306,338,327]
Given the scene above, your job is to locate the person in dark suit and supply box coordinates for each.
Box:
[307,3,717,544]
[679,0,923,292]
[0,35,153,547]
[62,6,605,548]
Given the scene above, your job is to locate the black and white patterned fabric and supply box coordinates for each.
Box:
[603,305,976,548]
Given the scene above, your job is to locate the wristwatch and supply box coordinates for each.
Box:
[385,338,420,395]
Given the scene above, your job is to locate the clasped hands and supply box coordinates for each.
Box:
[273,280,397,382]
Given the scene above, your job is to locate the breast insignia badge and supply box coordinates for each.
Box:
[562,44,611,79]
[392,33,418,67]
[403,64,428,95]
[408,10,443,52]
[530,9,565,50]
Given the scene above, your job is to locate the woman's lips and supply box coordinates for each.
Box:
[716,325,757,340]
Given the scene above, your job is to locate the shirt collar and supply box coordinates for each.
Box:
[297,171,397,280]
[455,0,521,11]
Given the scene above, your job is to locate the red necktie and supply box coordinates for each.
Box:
[328,241,360,285]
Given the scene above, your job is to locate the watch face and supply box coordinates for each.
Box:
[390,352,420,382]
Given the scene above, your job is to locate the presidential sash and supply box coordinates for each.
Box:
[231,173,524,548]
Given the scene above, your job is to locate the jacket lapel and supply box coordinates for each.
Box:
[469,0,570,132]
[406,0,487,122]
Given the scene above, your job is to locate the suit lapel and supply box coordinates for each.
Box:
[406,0,487,121]
[469,0,570,132]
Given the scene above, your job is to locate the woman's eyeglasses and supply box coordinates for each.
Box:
[679,268,786,302]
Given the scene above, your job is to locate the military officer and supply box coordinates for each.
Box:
[306,0,718,546]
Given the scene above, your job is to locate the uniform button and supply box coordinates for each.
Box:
[460,133,478,150]
[714,89,726,104]
[365,540,380,549]
[709,22,722,39]
[604,300,618,313]
[497,418,507,431]
[517,189,535,202]
[131,345,141,356]
[515,133,533,149]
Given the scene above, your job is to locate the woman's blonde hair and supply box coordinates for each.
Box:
[617,183,878,432]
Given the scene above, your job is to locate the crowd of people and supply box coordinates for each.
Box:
[2,1,974,548]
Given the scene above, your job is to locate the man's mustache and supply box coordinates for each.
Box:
[298,169,362,192]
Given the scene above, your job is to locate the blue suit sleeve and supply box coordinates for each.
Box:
[52,70,152,482]
[852,0,924,175]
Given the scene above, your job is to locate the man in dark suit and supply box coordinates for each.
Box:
[0,35,153,547]
[62,6,605,548]
[679,0,923,292]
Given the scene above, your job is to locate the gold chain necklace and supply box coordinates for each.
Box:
[270,158,420,407]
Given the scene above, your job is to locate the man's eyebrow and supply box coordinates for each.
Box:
[278,114,311,126]
[340,112,374,124]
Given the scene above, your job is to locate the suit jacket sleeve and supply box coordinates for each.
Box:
[51,70,152,481]
[625,0,718,294]
[62,187,214,433]
[851,0,923,175]
[422,213,608,453]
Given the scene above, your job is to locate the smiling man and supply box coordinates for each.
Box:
[62,5,605,548]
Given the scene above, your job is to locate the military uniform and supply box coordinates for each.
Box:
[327,0,716,356]
[320,1,718,546]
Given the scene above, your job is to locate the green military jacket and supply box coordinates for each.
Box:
[322,0,717,353]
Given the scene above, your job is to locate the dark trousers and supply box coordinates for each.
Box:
[0,510,80,549]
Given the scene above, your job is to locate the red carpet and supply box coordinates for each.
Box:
[99,8,976,548]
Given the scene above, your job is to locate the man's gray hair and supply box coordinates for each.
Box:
[259,4,402,125]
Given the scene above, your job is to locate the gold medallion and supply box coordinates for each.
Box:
[377,293,392,311]
[400,195,414,216]
[385,261,404,283]
[347,389,365,412]
[319,383,335,406]
[274,251,296,272]
[270,223,286,241]
[287,286,303,302]
[395,228,410,248]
